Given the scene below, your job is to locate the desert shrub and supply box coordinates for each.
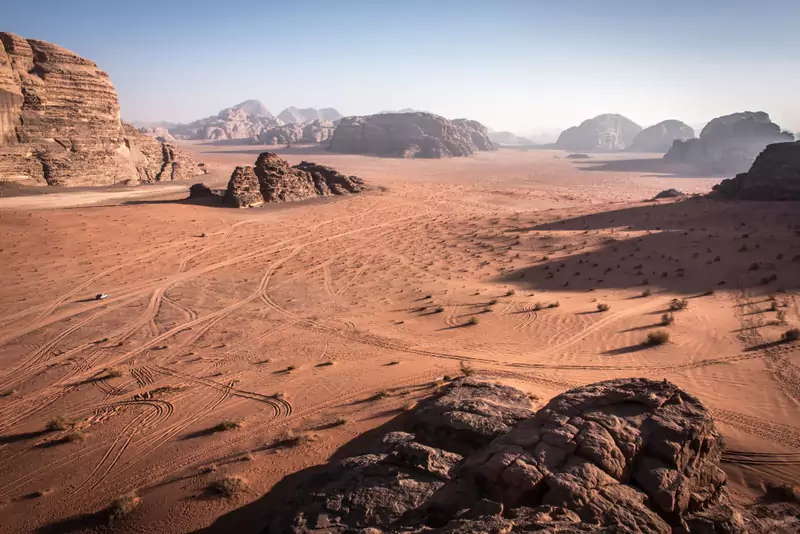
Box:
[210,476,248,498]
[434,306,444,313]
[770,299,779,311]
[65,430,87,443]
[668,298,689,311]
[107,492,141,522]
[646,331,670,346]
[482,306,492,313]
[105,368,123,379]
[661,313,675,326]
[548,301,560,308]
[488,299,498,305]
[45,416,70,432]
[460,361,476,377]
[597,303,610,312]
[532,302,543,311]
[781,329,800,343]
[467,317,479,326]
[776,310,787,324]
[505,289,516,297]
[641,289,652,298]
[370,390,389,400]
[211,420,241,433]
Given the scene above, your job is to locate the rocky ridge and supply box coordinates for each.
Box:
[225,152,363,207]
[713,141,800,200]
[257,119,336,145]
[277,106,342,124]
[328,112,494,158]
[263,377,763,533]
[664,111,793,174]
[628,120,695,153]
[555,114,643,152]
[0,32,204,186]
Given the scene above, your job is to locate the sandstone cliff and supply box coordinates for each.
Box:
[713,141,800,200]
[628,120,695,153]
[328,112,494,158]
[257,119,335,145]
[0,32,204,186]
[555,114,642,151]
[277,107,342,124]
[264,378,757,533]
[664,111,793,174]
[170,100,280,141]
[225,152,363,207]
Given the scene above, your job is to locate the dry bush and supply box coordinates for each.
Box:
[211,420,241,433]
[668,298,689,311]
[597,303,610,312]
[661,313,675,326]
[646,331,670,346]
[460,361,476,377]
[641,289,652,297]
[467,317,479,326]
[210,476,248,498]
[781,328,800,343]
[107,492,141,522]
[45,416,70,432]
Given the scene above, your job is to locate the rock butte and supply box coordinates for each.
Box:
[265,378,775,533]
[328,112,494,158]
[555,114,643,152]
[225,152,364,207]
[628,120,695,153]
[0,32,204,186]
[713,140,800,200]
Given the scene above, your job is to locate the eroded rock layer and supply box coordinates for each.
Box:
[265,378,749,533]
[328,112,494,158]
[225,152,364,207]
[0,32,204,186]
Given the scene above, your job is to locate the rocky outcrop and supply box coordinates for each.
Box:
[664,111,793,174]
[170,100,279,141]
[654,188,685,199]
[277,107,342,124]
[0,32,204,186]
[257,119,335,145]
[188,183,213,198]
[225,152,363,207]
[265,378,748,533]
[629,120,695,153]
[328,112,494,158]
[451,119,494,152]
[488,131,533,145]
[712,141,800,200]
[138,126,176,143]
[555,114,642,152]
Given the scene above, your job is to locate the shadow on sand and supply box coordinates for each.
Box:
[570,157,720,179]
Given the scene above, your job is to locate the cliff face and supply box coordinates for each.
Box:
[713,141,800,200]
[0,32,204,186]
[555,114,643,151]
[328,112,494,158]
[664,111,793,174]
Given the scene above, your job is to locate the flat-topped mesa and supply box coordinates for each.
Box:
[225,152,364,207]
[328,112,494,158]
[0,32,204,186]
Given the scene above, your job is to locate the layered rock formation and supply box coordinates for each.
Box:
[664,111,793,174]
[328,112,494,158]
[555,114,642,152]
[257,119,335,145]
[0,32,204,186]
[629,120,695,153]
[713,141,800,200]
[169,100,279,141]
[265,378,750,533]
[277,107,342,124]
[225,152,363,207]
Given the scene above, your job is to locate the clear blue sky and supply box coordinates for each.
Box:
[5,0,799,133]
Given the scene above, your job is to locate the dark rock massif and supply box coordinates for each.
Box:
[225,152,363,207]
[328,112,494,158]
[555,114,643,152]
[713,141,800,200]
[664,111,793,174]
[0,32,204,186]
[264,377,761,533]
[628,120,695,153]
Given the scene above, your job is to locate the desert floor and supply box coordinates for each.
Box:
[1,147,798,533]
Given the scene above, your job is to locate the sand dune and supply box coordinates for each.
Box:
[0,148,798,532]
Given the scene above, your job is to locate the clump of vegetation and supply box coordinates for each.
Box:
[776,310,787,325]
[460,361,476,377]
[434,306,444,313]
[316,361,334,367]
[668,298,689,311]
[548,301,560,308]
[597,303,610,312]
[329,418,348,427]
[646,331,670,346]
[45,416,70,432]
[641,289,652,298]
[104,368,123,379]
[107,492,141,522]
[64,430,87,443]
[370,390,389,401]
[770,299,779,311]
[285,365,296,372]
[466,316,479,326]
[211,420,241,433]
[505,289,516,297]
[201,463,218,474]
[781,328,800,343]
[488,298,498,305]
[210,476,249,498]
[661,313,675,326]
[532,302,543,311]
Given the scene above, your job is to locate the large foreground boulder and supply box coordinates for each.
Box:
[555,114,642,152]
[0,32,204,186]
[629,120,695,153]
[225,152,364,207]
[712,141,800,200]
[328,112,494,158]
[265,378,750,533]
[664,111,793,174]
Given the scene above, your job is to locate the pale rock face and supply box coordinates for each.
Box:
[555,114,642,152]
[628,120,695,153]
[277,106,343,124]
[328,112,494,158]
[0,32,204,186]
[257,120,335,145]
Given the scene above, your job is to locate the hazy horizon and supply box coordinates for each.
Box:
[6,0,799,134]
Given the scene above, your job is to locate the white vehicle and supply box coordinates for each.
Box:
[95,293,108,300]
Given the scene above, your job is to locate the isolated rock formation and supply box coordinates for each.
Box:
[713,141,800,200]
[555,114,642,152]
[188,183,213,198]
[225,152,363,207]
[629,120,695,153]
[277,107,342,124]
[654,188,685,199]
[257,119,335,145]
[266,378,749,533]
[170,100,279,141]
[664,111,793,174]
[328,112,494,158]
[0,32,203,186]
